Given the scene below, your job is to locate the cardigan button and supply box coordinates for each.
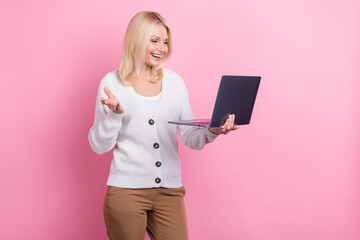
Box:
[155,177,161,184]
[149,119,155,125]
[155,161,162,167]
[153,143,159,149]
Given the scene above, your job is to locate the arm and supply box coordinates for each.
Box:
[177,87,218,150]
[88,81,124,155]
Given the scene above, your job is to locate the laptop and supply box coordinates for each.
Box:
[168,75,261,127]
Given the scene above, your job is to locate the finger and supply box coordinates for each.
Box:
[231,125,241,130]
[114,102,118,110]
[104,101,115,111]
[104,87,113,99]
[103,99,109,105]
[103,99,112,105]
[226,115,232,130]
[222,117,230,129]
[222,122,228,132]
[115,102,121,112]
[104,102,111,110]
[110,104,116,112]
[232,114,236,128]
[229,114,235,129]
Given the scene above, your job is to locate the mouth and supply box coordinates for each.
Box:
[151,53,162,60]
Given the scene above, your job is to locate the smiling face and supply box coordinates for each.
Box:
[145,24,169,68]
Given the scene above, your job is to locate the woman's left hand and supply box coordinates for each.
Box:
[208,114,240,135]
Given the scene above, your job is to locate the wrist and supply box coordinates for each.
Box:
[208,127,219,135]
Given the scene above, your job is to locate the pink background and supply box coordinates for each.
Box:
[1,0,359,239]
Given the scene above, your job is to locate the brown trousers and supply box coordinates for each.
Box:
[103,186,189,240]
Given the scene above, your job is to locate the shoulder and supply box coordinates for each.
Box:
[99,70,127,90]
[162,68,186,89]
[100,70,121,84]
[162,68,181,79]
[95,70,129,101]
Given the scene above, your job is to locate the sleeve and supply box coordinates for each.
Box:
[88,76,124,155]
[178,86,218,150]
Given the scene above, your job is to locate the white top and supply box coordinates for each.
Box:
[88,68,218,188]
[132,88,161,116]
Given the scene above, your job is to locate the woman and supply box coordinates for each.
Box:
[88,11,239,240]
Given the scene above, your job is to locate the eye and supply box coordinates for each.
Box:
[164,41,168,45]
[151,39,158,43]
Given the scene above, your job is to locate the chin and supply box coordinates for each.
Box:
[147,61,162,68]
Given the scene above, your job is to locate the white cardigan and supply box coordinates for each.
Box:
[88,68,218,188]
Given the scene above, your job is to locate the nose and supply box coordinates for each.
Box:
[158,43,166,53]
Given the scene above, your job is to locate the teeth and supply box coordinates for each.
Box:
[151,53,161,58]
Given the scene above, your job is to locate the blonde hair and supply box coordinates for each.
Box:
[118,11,172,86]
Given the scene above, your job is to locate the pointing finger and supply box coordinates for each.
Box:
[104,87,113,98]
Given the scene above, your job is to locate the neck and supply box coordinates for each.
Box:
[132,65,153,84]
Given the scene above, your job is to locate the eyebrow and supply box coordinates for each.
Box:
[151,35,169,41]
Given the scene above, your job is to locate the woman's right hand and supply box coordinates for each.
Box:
[101,87,124,114]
